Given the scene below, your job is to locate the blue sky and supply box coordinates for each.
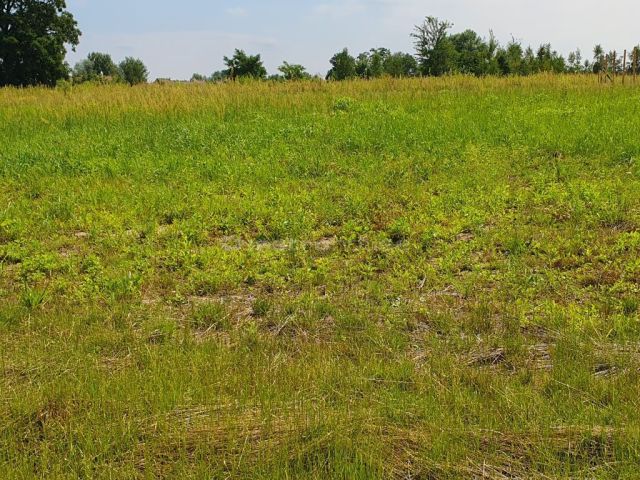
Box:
[66,0,639,80]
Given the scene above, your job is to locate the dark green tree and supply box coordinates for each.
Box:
[533,44,565,73]
[278,61,309,80]
[496,41,524,76]
[0,0,81,86]
[412,17,456,76]
[119,57,148,85]
[522,46,536,74]
[383,52,418,77]
[326,48,356,80]
[223,49,267,80]
[592,44,604,73]
[449,30,486,75]
[355,51,370,78]
[355,49,389,79]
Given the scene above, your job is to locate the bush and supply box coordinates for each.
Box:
[119,57,148,86]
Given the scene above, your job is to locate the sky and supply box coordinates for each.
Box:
[66,0,639,80]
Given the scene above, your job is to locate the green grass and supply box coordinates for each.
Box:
[1,75,640,478]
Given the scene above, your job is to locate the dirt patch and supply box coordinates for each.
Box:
[189,293,256,320]
[467,347,507,367]
[312,236,337,252]
[213,236,338,253]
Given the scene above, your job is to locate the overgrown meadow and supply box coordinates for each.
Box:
[1,76,640,478]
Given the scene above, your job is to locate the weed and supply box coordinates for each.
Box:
[20,285,47,310]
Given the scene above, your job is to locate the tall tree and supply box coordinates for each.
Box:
[496,41,524,76]
[326,48,356,80]
[119,57,148,85]
[567,49,583,73]
[592,44,604,73]
[449,29,495,76]
[223,49,267,80]
[0,0,81,86]
[412,16,455,76]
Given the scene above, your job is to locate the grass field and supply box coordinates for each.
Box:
[1,76,640,479]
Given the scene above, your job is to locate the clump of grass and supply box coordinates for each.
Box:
[622,298,638,316]
[332,96,356,112]
[20,285,47,310]
[190,302,229,331]
[251,297,271,318]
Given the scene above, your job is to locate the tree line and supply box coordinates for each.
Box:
[1,1,639,87]
[190,17,639,83]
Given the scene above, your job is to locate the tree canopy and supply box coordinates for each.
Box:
[278,61,309,80]
[224,49,267,80]
[0,0,81,86]
[119,57,148,85]
[73,51,119,83]
[326,48,356,81]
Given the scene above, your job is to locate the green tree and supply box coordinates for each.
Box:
[119,57,148,85]
[72,58,95,83]
[412,16,456,76]
[0,0,81,86]
[355,51,370,78]
[449,29,496,76]
[73,51,119,83]
[278,61,309,80]
[534,44,565,73]
[223,49,267,80]
[88,52,118,77]
[496,41,525,76]
[522,46,536,74]
[592,44,604,73]
[383,52,417,77]
[326,48,356,80]
[210,70,229,82]
[354,49,389,79]
[567,49,583,73]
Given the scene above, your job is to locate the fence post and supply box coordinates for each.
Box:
[623,50,627,85]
